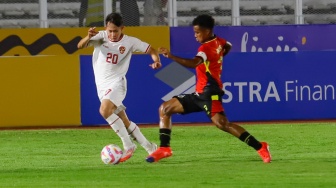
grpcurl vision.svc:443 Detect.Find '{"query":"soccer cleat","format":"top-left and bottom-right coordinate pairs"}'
top-left (146, 147), bottom-right (172, 163)
top-left (146, 143), bottom-right (158, 155)
top-left (119, 144), bottom-right (137, 163)
top-left (257, 142), bottom-right (271, 163)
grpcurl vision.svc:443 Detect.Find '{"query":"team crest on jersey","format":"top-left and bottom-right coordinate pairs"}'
top-left (119, 46), bottom-right (126, 54)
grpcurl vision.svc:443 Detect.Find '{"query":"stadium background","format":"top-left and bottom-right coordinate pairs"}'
top-left (0, 0), bottom-right (336, 127)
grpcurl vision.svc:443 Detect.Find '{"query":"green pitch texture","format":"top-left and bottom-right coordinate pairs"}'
top-left (1, 123), bottom-right (336, 187)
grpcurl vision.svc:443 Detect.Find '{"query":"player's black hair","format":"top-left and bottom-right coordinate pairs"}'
top-left (105, 13), bottom-right (123, 27)
top-left (192, 14), bottom-right (215, 30)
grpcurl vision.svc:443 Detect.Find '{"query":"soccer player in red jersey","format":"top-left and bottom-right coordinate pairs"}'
top-left (146, 14), bottom-right (271, 163)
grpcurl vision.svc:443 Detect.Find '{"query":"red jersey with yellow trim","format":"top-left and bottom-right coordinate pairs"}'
top-left (195, 36), bottom-right (226, 94)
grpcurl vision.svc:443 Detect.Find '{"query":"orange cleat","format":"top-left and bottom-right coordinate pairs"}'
top-left (257, 142), bottom-right (271, 163)
top-left (146, 147), bottom-right (173, 163)
top-left (119, 144), bottom-right (136, 163)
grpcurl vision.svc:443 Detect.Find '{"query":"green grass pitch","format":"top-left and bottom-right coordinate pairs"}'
top-left (0, 123), bottom-right (336, 187)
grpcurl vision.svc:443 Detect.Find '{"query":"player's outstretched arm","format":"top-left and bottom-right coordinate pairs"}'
top-left (77, 27), bottom-right (99, 49)
top-left (147, 46), bottom-right (162, 70)
top-left (158, 47), bottom-right (202, 68)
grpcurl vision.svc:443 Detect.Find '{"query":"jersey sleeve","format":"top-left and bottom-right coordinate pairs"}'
top-left (87, 31), bottom-right (104, 47)
top-left (130, 37), bottom-right (150, 53)
top-left (196, 45), bottom-right (207, 62)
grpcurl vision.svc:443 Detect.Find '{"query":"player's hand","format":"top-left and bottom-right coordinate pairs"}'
top-left (158, 47), bottom-right (170, 58)
top-left (149, 61), bottom-right (162, 70)
top-left (88, 27), bottom-right (98, 38)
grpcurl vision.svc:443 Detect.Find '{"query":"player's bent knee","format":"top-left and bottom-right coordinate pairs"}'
top-left (99, 106), bottom-right (114, 119)
top-left (159, 102), bottom-right (172, 116)
top-left (99, 103), bottom-right (121, 119)
top-left (99, 109), bottom-right (111, 119)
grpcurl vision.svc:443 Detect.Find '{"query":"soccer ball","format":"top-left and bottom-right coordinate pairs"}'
top-left (101, 144), bottom-right (123, 165)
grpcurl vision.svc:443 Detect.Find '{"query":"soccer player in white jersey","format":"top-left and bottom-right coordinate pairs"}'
top-left (77, 13), bottom-right (161, 162)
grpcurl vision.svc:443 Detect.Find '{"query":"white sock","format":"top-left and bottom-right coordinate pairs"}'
top-left (106, 114), bottom-right (133, 149)
top-left (127, 122), bottom-right (152, 150)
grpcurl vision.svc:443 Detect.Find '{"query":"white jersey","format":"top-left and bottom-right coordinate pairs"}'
top-left (88, 31), bottom-right (150, 89)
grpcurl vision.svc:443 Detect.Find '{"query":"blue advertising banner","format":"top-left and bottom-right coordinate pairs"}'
top-left (223, 51), bottom-right (336, 121)
top-left (171, 24), bottom-right (336, 54)
top-left (80, 51), bottom-right (336, 125)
